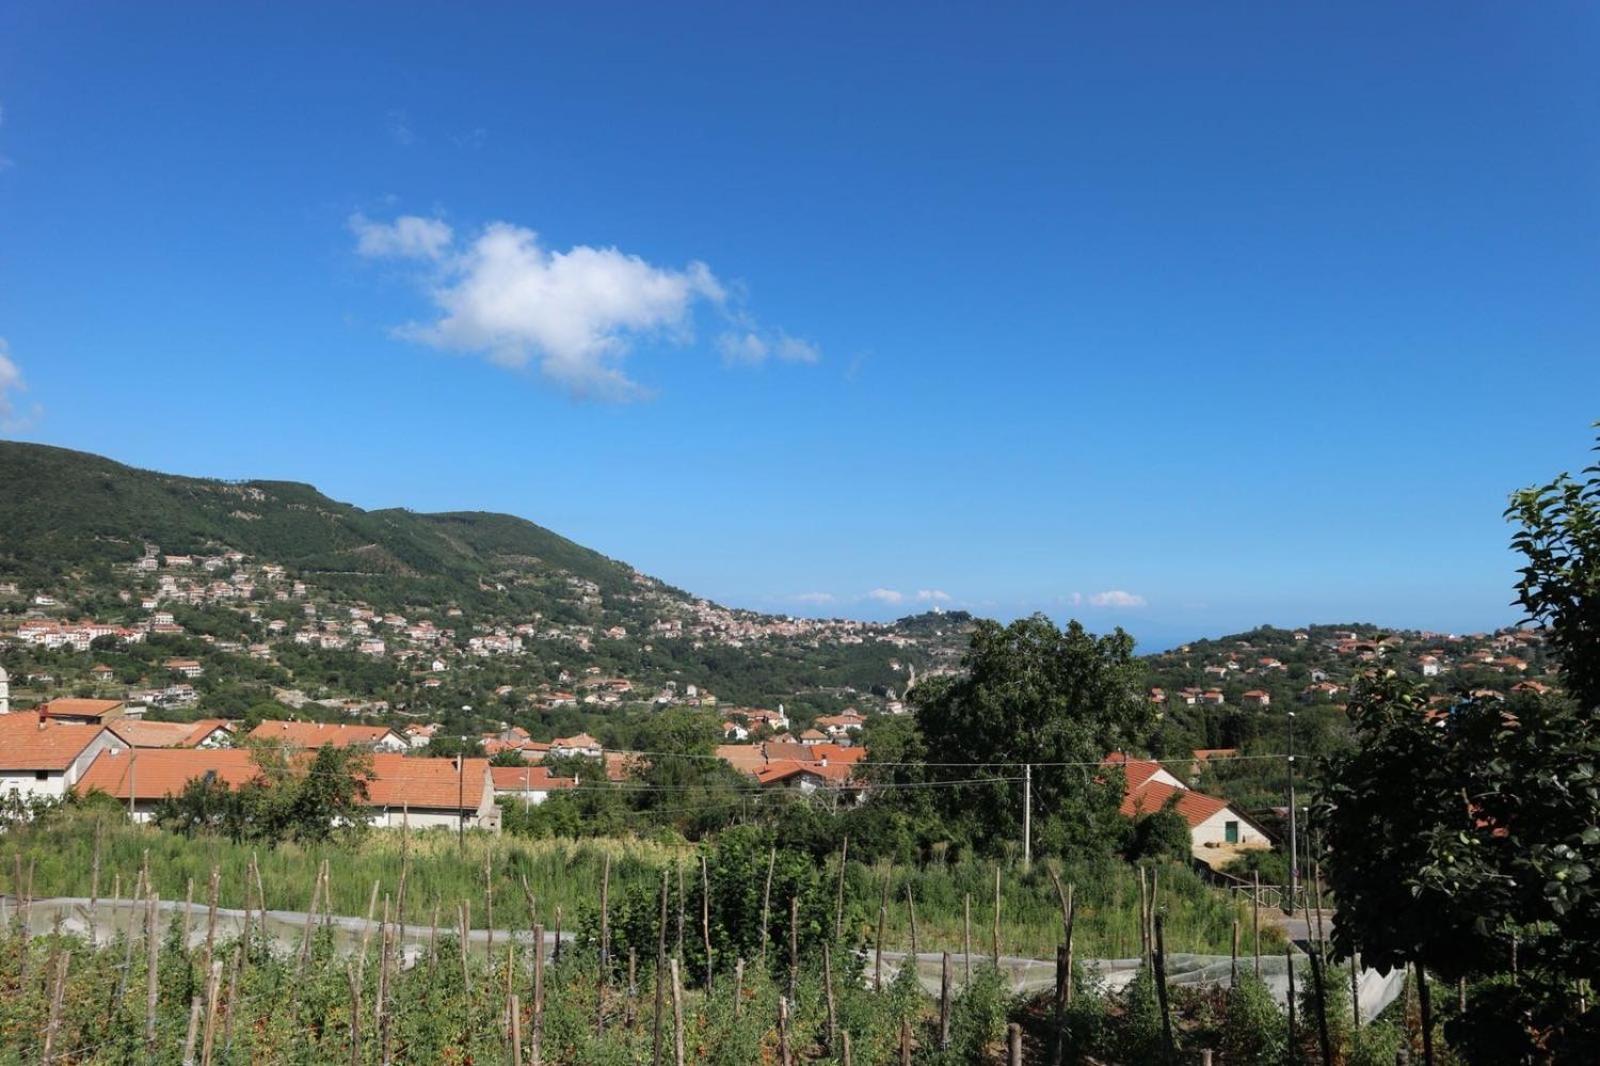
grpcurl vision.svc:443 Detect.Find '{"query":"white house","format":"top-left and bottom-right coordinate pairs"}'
top-left (549, 733), bottom-right (602, 759)
top-left (1107, 753), bottom-right (1271, 867)
top-left (0, 717), bottom-right (123, 803)
top-left (489, 765), bottom-right (576, 806)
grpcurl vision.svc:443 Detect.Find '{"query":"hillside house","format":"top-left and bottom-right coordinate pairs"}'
top-left (489, 765), bottom-right (577, 806)
top-left (248, 720), bottom-right (409, 752)
top-left (0, 716), bottom-right (123, 803)
top-left (1104, 753), bottom-right (1271, 868)
top-left (37, 698), bottom-right (134, 725)
top-left (549, 733), bottom-right (602, 759)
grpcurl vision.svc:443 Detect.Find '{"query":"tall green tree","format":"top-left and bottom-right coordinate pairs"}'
top-left (905, 614), bottom-right (1151, 858)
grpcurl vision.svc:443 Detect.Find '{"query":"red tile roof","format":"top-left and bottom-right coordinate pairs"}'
top-left (489, 766), bottom-right (576, 792)
top-left (1119, 779), bottom-right (1231, 828)
top-left (0, 718), bottom-right (109, 771)
top-left (110, 719), bottom-right (235, 749)
top-left (39, 698), bottom-right (125, 721)
top-left (363, 754), bottom-right (489, 811)
top-left (248, 721), bottom-right (398, 747)
top-left (1102, 752), bottom-right (1167, 791)
top-left (76, 748), bottom-right (263, 799)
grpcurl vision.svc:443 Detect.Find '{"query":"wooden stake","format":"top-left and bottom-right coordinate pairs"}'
top-left (182, 994), bottom-right (203, 1066)
top-left (1007, 1022), bottom-right (1022, 1066)
top-left (834, 835), bottom-right (849, 941)
top-left (222, 948), bottom-right (242, 1060)
top-left (1064, 884), bottom-right (1077, 1007)
top-left (758, 846), bottom-right (776, 966)
top-left (485, 848), bottom-right (495, 958)
top-left (1285, 943), bottom-right (1297, 1058)
top-left (1230, 919), bottom-right (1239, 985)
top-left (788, 895), bottom-right (800, 1000)
top-left (1351, 950), bottom-right (1362, 1032)
top-left (899, 1016), bottom-right (912, 1065)
top-left (146, 890), bottom-right (161, 1051)
top-left (532, 922), bottom-right (545, 1066)
top-left (824, 944), bottom-right (839, 1051)
top-left (459, 901), bottom-right (472, 996)
top-left (1154, 915), bottom-right (1175, 1063)
top-left (653, 872), bottom-right (668, 1066)
top-left (939, 950), bottom-right (952, 1050)
top-left (1310, 943), bottom-right (1334, 1066)
top-left (699, 853), bottom-right (713, 991)
top-left (510, 993), bottom-right (523, 1066)
top-left (992, 865), bottom-right (1002, 971)
top-left (674, 863), bottom-right (685, 963)
top-left (1252, 872), bottom-right (1262, 978)
top-left (963, 893), bottom-right (973, 984)
top-left (733, 957), bottom-right (745, 1018)
top-left (627, 947), bottom-right (639, 1030)
top-left (41, 950), bottom-right (69, 1066)
top-left (905, 884), bottom-right (919, 963)
top-left (842, 1029), bottom-right (853, 1066)
top-left (199, 958), bottom-right (222, 1066)
top-left (778, 992), bottom-right (794, 1066)
top-left (1417, 960), bottom-right (1436, 1066)
top-left (670, 957), bottom-right (686, 1066)
top-left (875, 873), bottom-right (888, 992)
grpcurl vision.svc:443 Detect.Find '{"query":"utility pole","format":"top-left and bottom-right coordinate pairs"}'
top-left (1022, 764), bottom-right (1032, 870)
top-left (1286, 711), bottom-right (1298, 914)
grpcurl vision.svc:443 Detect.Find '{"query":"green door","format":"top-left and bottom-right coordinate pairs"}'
top-left (1224, 820), bottom-right (1239, 844)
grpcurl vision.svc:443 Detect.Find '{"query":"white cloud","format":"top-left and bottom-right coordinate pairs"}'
top-left (793, 592), bottom-right (836, 605)
top-left (350, 214), bottom-right (454, 261)
top-left (0, 339), bottom-right (38, 430)
top-left (916, 589), bottom-right (951, 603)
top-left (354, 213), bottom-right (816, 399)
top-left (867, 588), bottom-right (905, 605)
top-left (717, 330), bottom-right (820, 367)
top-left (1088, 590), bottom-right (1147, 608)
top-left (386, 109), bottom-right (416, 147)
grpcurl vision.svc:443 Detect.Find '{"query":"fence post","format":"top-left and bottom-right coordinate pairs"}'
top-left (1007, 1022), bottom-right (1022, 1066)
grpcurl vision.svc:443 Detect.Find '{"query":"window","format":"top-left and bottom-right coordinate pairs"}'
top-left (1224, 820), bottom-right (1239, 844)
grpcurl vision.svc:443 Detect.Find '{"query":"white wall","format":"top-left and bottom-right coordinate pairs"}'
top-left (1192, 807), bottom-right (1270, 849)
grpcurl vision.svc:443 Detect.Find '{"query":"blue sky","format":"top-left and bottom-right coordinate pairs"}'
top-left (3, 3), bottom-right (1598, 649)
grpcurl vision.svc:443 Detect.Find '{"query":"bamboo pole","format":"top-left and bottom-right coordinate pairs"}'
top-left (824, 944), bottom-right (839, 1051)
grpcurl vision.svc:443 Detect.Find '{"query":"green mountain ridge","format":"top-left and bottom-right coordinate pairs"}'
top-left (0, 441), bottom-right (657, 617)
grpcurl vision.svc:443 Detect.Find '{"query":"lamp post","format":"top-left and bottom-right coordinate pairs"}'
top-left (1286, 710), bottom-right (1298, 914)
